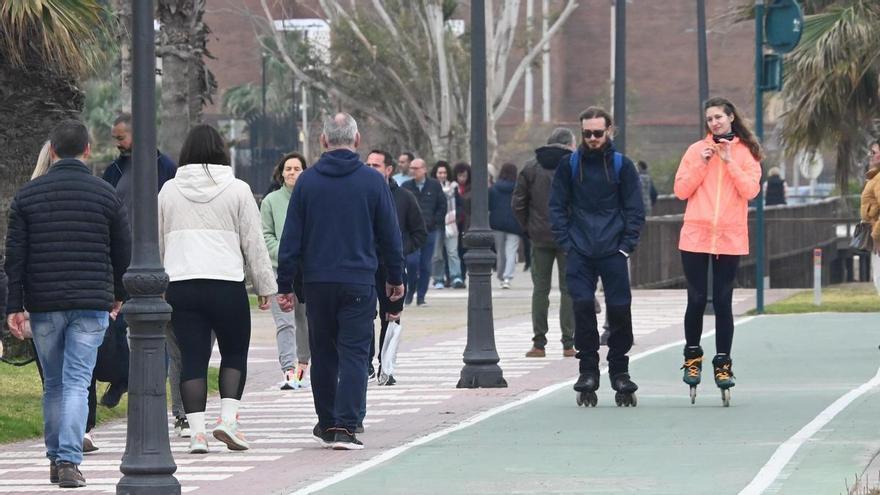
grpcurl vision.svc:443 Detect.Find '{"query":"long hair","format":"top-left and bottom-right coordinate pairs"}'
top-left (431, 160), bottom-right (451, 181)
top-left (452, 162), bottom-right (472, 189)
top-left (703, 97), bottom-right (763, 161)
top-left (271, 151), bottom-right (308, 186)
top-left (179, 124), bottom-right (230, 167)
top-left (31, 141), bottom-right (52, 179)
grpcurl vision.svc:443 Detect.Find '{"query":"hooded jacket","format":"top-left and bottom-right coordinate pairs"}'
top-left (276, 149), bottom-right (404, 291)
top-left (489, 179), bottom-right (523, 236)
top-left (389, 178), bottom-right (427, 256)
top-left (513, 144), bottom-right (571, 246)
top-left (860, 167), bottom-right (880, 246)
top-left (5, 159), bottom-right (131, 313)
top-left (674, 135), bottom-right (762, 255)
top-left (549, 142), bottom-right (645, 258)
top-left (158, 164), bottom-right (277, 296)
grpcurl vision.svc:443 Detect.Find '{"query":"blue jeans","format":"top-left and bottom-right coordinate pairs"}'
top-left (30, 310), bottom-right (109, 465)
top-left (406, 229), bottom-right (439, 302)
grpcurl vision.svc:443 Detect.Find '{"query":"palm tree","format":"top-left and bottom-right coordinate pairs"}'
top-left (0, 0), bottom-right (107, 250)
top-left (778, 1), bottom-right (880, 195)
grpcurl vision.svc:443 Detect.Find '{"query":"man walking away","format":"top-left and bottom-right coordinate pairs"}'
top-left (365, 150), bottom-right (427, 385)
top-left (5, 120), bottom-right (131, 487)
top-left (276, 113), bottom-right (404, 450)
top-left (513, 128), bottom-right (577, 358)
top-left (549, 107), bottom-right (645, 407)
top-left (402, 158), bottom-right (446, 306)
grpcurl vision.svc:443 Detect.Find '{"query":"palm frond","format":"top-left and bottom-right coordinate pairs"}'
top-left (0, 0), bottom-right (107, 76)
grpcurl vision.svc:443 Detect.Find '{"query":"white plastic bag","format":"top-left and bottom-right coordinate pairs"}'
top-left (872, 252), bottom-right (880, 295)
top-left (378, 321), bottom-right (402, 384)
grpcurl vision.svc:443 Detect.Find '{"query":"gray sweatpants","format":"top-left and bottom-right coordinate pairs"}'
top-left (271, 297), bottom-right (310, 371)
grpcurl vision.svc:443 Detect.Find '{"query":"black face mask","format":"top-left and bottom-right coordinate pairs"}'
top-left (712, 131), bottom-right (736, 143)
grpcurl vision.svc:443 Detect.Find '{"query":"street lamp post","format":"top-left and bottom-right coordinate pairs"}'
top-left (697, 0), bottom-right (715, 315)
top-left (116, 1), bottom-right (180, 493)
top-left (458, 0), bottom-right (506, 389)
top-left (613, 0), bottom-right (626, 153)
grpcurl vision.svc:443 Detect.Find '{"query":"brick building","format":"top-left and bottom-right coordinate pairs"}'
top-left (204, 0), bottom-right (760, 183)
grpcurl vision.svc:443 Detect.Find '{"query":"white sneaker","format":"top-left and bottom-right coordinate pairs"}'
top-left (174, 417), bottom-right (191, 438)
top-left (213, 420), bottom-right (250, 451)
top-left (433, 281), bottom-right (445, 290)
top-left (189, 432), bottom-right (209, 454)
top-left (82, 433), bottom-right (99, 454)
top-left (280, 369), bottom-right (299, 390)
top-left (294, 363), bottom-right (311, 389)
top-left (501, 280), bottom-right (511, 289)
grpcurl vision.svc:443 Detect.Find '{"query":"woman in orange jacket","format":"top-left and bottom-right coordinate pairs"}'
top-left (674, 97), bottom-right (762, 405)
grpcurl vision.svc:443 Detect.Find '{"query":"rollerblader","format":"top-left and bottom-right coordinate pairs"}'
top-left (674, 97), bottom-right (762, 407)
top-left (549, 107), bottom-right (645, 408)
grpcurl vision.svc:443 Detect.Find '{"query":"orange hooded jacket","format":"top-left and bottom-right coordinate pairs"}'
top-left (674, 135), bottom-right (762, 255)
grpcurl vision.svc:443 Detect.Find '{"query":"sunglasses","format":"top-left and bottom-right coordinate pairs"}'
top-left (582, 129), bottom-right (606, 139)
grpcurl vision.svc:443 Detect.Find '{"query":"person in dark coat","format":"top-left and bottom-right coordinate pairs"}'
top-left (276, 113), bottom-right (404, 450)
top-left (764, 166), bottom-right (787, 206)
top-left (97, 113), bottom-right (178, 412)
top-left (489, 163), bottom-right (523, 288)
top-left (549, 106), bottom-right (645, 402)
top-left (5, 120), bottom-right (131, 487)
top-left (401, 158), bottom-right (447, 306)
top-left (513, 128), bottom-right (577, 357)
top-left (365, 149), bottom-right (427, 385)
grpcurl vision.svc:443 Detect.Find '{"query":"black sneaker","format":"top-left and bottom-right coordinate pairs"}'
top-left (368, 364), bottom-right (375, 379)
top-left (174, 417), bottom-right (191, 438)
top-left (100, 383), bottom-right (127, 408)
top-left (49, 461), bottom-right (58, 484)
top-left (56, 461), bottom-right (86, 488)
top-left (384, 375), bottom-right (396, 386)
top-left (416, 299), bottom-right (427, 306)
top-left (312, 423), bottom-right (334, 448)
top-left (330, 428), bottom-right (364, 450)
top-left (355, 423), bottom-right (365, 434)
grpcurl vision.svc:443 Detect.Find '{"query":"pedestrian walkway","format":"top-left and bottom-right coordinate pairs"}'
top-left (0, 288), bottom-right (804, 494)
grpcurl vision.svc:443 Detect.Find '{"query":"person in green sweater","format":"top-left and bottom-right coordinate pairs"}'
top-left (261, 151), bottom-right (311, 390)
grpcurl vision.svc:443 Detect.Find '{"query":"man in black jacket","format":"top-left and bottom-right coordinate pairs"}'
top-left (401, 158), bottom-right (446, 306)
top-left (513, 128), bottom-right (577, 358)
top-left (5, 120), bottom-right (131, 487)
top-left (365, 150), bottom-right (427, 386)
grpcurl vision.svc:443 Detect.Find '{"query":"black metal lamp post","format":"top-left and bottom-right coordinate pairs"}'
top-left (116, 0), bottom-right (180, 493)
top-left (458, 0), bottom-right (507, 389)
top-left (613, 0), bottom-right (626, 153)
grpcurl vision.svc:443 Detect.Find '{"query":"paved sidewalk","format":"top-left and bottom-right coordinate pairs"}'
top-left (0, 279), bottom-right (793, 494)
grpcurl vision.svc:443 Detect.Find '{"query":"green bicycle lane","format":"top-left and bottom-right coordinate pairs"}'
top-left (314, 313), bottom-right (880, 495)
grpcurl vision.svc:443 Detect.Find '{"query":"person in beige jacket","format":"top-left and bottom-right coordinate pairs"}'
top-left (861, 140), bottom-right (880, 294)
top-left (158, 124), bottom-right (276, 454)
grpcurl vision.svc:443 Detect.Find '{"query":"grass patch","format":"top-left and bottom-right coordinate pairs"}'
top-left (754, 285), bottom-right (880, 315)
top-left (0, 363), bottom-right (220, 445)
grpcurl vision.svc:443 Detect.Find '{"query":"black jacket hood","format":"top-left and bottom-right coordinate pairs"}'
top-left (535, 144), bottom-right (572, 170)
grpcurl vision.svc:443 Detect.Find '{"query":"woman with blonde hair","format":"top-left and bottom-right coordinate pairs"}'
top-left (861, 140), bottom-right (880, 294)
top-left (31, 141), bottom-right (52, 179)
top-left (674, 97), bottom-right (762, 406)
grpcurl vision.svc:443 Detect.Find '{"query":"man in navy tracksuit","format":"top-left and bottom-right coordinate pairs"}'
top-left (549, 106), bottom-right (645, 405)
top-left (276, 113), bottom-right (404, 449)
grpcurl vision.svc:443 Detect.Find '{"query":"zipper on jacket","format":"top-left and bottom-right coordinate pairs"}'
top-left (710, 158), bottom-right (724, 254)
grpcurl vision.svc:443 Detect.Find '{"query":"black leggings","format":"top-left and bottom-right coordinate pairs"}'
top-left (166, 279), bottom-right (251, 414)
top-left (680, 251), bottom-right (740, 355)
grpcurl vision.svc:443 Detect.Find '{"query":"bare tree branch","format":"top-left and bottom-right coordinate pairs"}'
top-left (493, 0), bottom-right (578, 119)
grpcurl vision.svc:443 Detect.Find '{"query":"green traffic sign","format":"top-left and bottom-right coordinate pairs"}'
top-left (765, 0), bottom-right (804, 53)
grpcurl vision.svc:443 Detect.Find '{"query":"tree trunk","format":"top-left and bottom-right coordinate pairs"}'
top-left (158, 0), bottom-right (194, 159)
top-left (112, 0), bottom-right (133, 112)
top-left (0, 59), bottom-right (84, 255)
top-left (187, 0), bottom-right (214, 124)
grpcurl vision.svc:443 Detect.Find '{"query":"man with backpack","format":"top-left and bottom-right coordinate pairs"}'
top-left (549, 106), bottom-right (645, 406)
